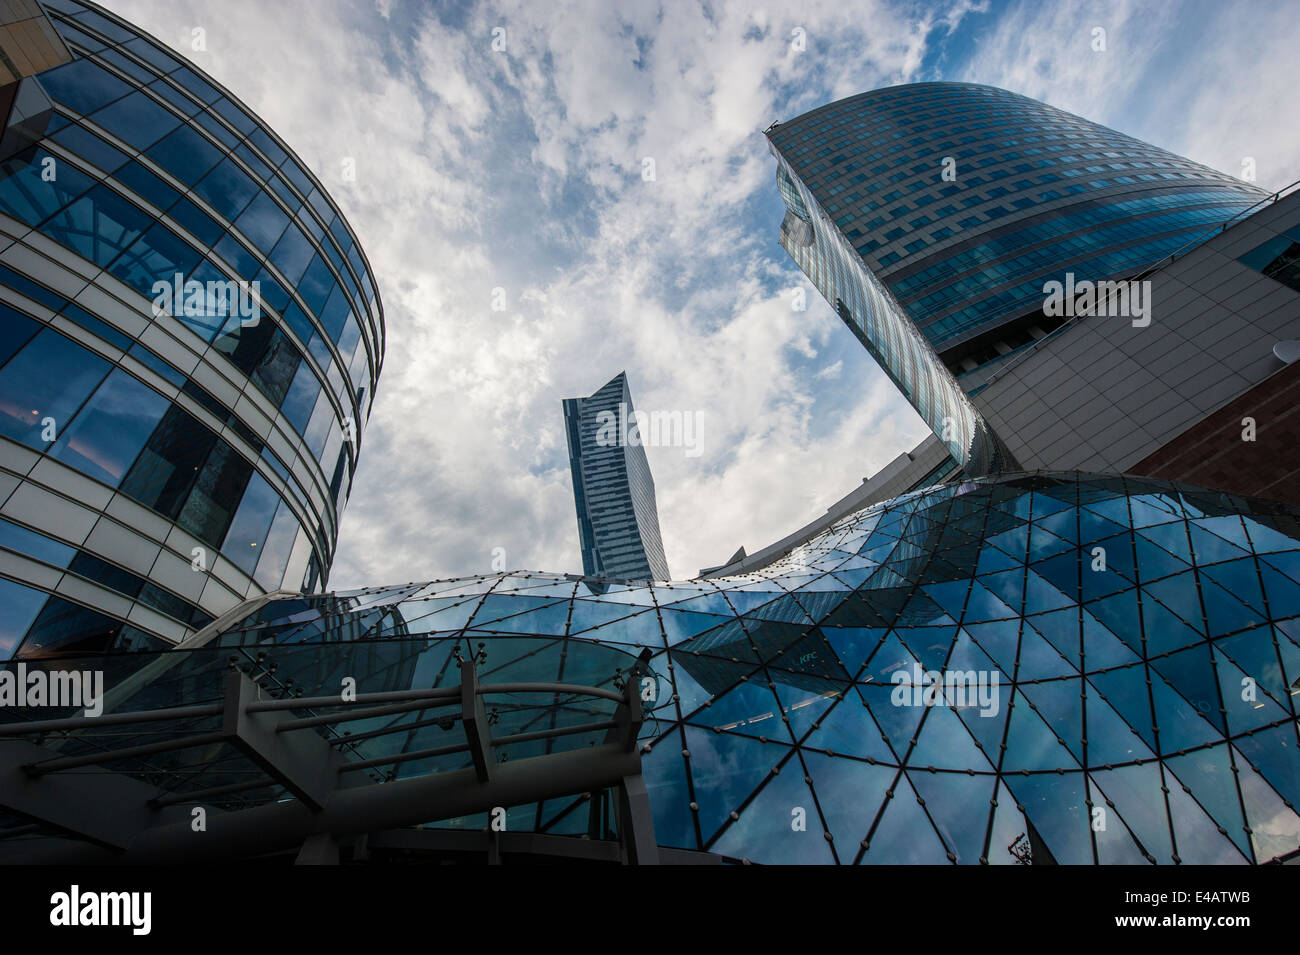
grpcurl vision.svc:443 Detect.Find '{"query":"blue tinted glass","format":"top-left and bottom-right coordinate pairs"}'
top-left (193, 157), bottom-right (259, 222)
top-left (49, 123), bottom-right (129, 174)
top-left (247, 127), bottom-right (287, 167)
top-left (0, 518), bottom-right (75, 567)
top-left (51, 369), bottom-right (170, 486)
top-left (0, 265), bottom-right (64, 310)
top-left (0, 577), bottom-right (50, 656)
top-left (234, 142), bottom-right (271, 182)
top-left (171, 67), bottom-right (220, 104)
top-left (96, 48), bottom-right (153, 84)
top-left (109, 222), bottom-right (203, 300)
top-left (297, 254), bottom-right (333, 317)
top-left (146, 124), bottom-right (224, 186)
top-left (167, 196), bottom-right (223, 246)
top-left (0, 148), bottom-right (95, 227)
top-left (50, 22), bottom-right (106, 54)
top-left (254, 500), bottom-right (300, 590)
top-left (211, 97), bottom-right (256, 134)
top-left (123, 36), bottom-right (180, 73)
top-left (113, 160), bottom-right (181, 211)
top-left (127, 342), bottom-right (186, 386)
top-left (213, 233), bottom-right (259, 282)
top-left (146, 77), bottom-right (202, 116)
top-left (223, 469), bottom-right (281, 573)
top-left (42, 183), bottom-right (151, 265)
top-left (252, 268), bottom-right (289, 313)
top-left (318, 283), bottom-right (349, 341)
top-left (37, 59), bottom-right (131, 114)
top-left (281, 159), bottom-right (313, 198)
top-left (280, 299), bottom-right (315, 348)
top-left (0, 329), bottom-right (110, 448)
top-left (280, 360), bottom-right (320, 433)
top-left (61, 302), bottom-right (133, 350)
top-left (337, 313), bottom-right (360, 362)
top-left (90, 90), bottom-right (181, 150)
top-left (119, 404), bottom-right (216, 518)
top-left (0, 303), bottom-right (42, 366)
top-left (177, 438), bottom-right (253, 547)
top-left (235, 190), bottom-right (289, 250)
top-left (193, 109), bottom-right (240, 149)
top-left (268, 223), bottom-right (314, 284)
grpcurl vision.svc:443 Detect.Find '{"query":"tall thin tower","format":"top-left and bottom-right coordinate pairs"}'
top-left (562, 372), bottom-right (669, 581)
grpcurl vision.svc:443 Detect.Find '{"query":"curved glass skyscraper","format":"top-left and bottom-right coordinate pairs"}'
top-left (0, 0), bottom-right (383, 657)
top-left (766, 82), bottom-right (1267, 387)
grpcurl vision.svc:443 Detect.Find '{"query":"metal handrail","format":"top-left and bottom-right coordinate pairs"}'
top-left (0, 678), bottom-right (629, 737)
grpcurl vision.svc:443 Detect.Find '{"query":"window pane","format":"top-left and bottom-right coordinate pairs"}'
top-left (280, 361), bottom-right (320, 433)
top-left (0, 329), bottom-right (110, 449)
top-left (178, 439), bottom-right (253, 547)
top-left (0, 148), bottom-right (96, 227)
top-left (37, 59), bottom-right (131, 115)
top-left (147, 124), bottom-right (223, 187)
top-left (223, 469), bottom-right (280, 574)
top-left (51, 369), bottom-right (170, 486)
top-left (193, 157), bottom-right (259, 222)
top-left (254, 499), bottom-right (300, 590)
top-left (20, 595), bottom-right (123, 655)
top-left (235, 190), bottom-right (289, 250)
top-left (268, 222), bottom-right (313, 284)
top-left (0, 578), bottom-right (51, 656)
top-left (119, 404), bottom-right (217, 517)
top-left (90, 90), bottom-right (181, 151)
top-left (0, 303), bottom-right (41, 367)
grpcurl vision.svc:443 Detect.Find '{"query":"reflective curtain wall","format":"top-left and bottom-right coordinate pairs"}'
top-left (0, 0), bottom-right (384, 656)
top-left (17, 472), bottom-right (1300, 865)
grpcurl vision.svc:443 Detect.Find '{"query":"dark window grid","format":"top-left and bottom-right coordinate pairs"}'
top-left (0, 298), bottom-right (333, 563)
top-left (914, 225), bottom-right (1222, 341)
top-left (31, 133), bottom-right (371, 434)
top-left (900, 203), bottom-right (1249, 312)
top-left (890, 190), bottom-right (1257, 299)
top-left (59, 51), bottom-right (377, 336)
top-left (904, 204), bottom-right (1249, 325)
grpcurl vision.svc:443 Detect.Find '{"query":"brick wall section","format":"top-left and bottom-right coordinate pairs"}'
top-left (1129, 359), bottom-right (1300, 506)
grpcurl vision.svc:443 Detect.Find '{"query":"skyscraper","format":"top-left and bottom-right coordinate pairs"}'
top-left (563, 371), bottom-right (670, 580)
top-left (0, 0), bottom-right (384, 657)
top-left (766, 82), bottom-right (1266, 391)
top-left (764, 82), bottom-right (1299, 507)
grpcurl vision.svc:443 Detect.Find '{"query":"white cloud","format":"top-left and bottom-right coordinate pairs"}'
top-left (97, 0), bottom-right (1296, 592)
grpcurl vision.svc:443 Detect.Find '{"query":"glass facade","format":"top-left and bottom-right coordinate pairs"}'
top-left (769, 147), bottom-right (1011, 476)
top-left (767, 82), bottom-right (1266, 383)
top-left (0, 0), bottom-right (384, 656)
top-left (16, 472), bottom-right (1300, 864)
top-left (563, 372), bottom-right (670, 580)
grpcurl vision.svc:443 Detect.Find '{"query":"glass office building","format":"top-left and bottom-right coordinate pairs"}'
top-left (563, 372), bottom-right (670, 581)
top-left (766, 82), bottom-right (1267, 386)
top-left (0, 0), bottom-right (384, 657)
top-left (6, 471), bottom-right (1300, 865)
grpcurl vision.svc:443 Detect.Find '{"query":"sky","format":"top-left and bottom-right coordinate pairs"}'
top-left (101, 0), bottom-right (1300, 588)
